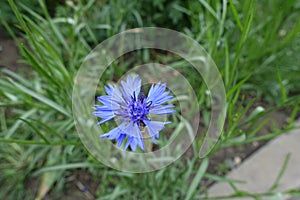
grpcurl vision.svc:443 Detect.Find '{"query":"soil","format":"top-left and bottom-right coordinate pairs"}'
top-left (0, 38), bottom-right (24, 71)
top-left (44, 170), bottom-right (99, 200)
top-left (0, 35), bottom-right (293, 199)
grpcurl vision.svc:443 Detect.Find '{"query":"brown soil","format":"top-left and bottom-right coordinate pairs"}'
top-left (44, 170), bottom-right (99, 200)
top-left (0, 36), bottom-right (27, 71)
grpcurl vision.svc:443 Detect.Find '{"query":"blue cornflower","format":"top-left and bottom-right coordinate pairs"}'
top-left (93, 75), bottom-right (175, 151)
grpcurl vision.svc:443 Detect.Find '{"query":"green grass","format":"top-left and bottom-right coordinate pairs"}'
top-left (1, 0), bottom-right (300, 199)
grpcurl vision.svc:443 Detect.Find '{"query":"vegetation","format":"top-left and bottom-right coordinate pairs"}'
top-left (0, 0), bottom-right (300, 199)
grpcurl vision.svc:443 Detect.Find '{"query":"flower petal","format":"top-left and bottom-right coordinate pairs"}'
top-left (123, 122), bottom-right (145, 151)
top-left (93, 106), bottom-right (115, 125)
top-left (95, 75), bottom-right (175, 151)
top-left (100, 122), bottom-right (145, 151)
top-left (120, 75), bottom-right (142, 101)
top-left (108, 84), bottom-right (125, 104)
top-left (149, 104), bottom-right (175, 115)
top-left (124, 136), bottom-right (136, 151)
top-left (143, 120), bottom-right (169, 143)
top-left (97, 85), bottom-right (125, 108)
top-left (100, 125), bottom-right (122, 140)
top-left (116, 133), bottom-right (126, 147)
top-left (94, 83), bottom-right (126, 124)
top-left (147, 82), bottom-right (173, 106)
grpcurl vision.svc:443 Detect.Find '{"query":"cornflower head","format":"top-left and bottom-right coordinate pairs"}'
top-left (93, 75), bottom-right (175, 151)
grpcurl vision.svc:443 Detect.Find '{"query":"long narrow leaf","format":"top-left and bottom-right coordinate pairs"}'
top-left (19, 118), bottom-right (50, 144)
top-left (8, 78), bottom-right (71, 117)
top-left (184, 158), bottom-right (209, 200)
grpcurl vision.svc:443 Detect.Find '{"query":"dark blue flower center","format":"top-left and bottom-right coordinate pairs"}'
top-left (128, 92), bottom-right (151, 125)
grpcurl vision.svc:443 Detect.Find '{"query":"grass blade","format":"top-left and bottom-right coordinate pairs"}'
top-left (19, 118), bottom-right (50, 144)
top-left (276, 68), bottom-right (287, 104)
top-left (269, 153), bottom-right (291, 192)
top-left (5, 109), bottom-right (37, 138)
top-left (229, 0), bottom-right (243, 31)
top-left (184, 158), bottom-right (209, 200)
top-left (198, 0), bottom-right (219, 21)
top-left (0, 138), bottom-right (80, 146)
top-left (33, 162), bottom-right (100, 176)
top-left (8, 78), bottom-right (71, 117)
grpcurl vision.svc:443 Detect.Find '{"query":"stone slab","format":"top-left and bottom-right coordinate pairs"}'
top-left (207, 120), bottom-right (300, 200)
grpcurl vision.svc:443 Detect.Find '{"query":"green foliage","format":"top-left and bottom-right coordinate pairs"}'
top-left (0, 0), bottom-right (300, 199)
top-left (0, 0), bottom-right (43, 37)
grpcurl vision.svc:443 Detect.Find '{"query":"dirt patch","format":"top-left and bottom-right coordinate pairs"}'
top-left (0, 38), bottom-right (25, 71)
top-left (43, 170), bottom-right (99, 200)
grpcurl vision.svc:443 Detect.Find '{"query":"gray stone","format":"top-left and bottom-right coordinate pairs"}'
top-left (207, 120), bottom-right (300, 200)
